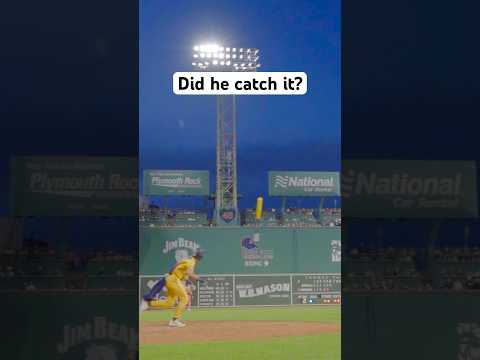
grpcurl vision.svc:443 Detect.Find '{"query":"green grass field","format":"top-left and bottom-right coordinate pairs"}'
top-left (140, 306), bottom-right (341, 360)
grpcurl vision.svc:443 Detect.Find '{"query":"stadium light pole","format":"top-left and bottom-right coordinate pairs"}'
top-left (192, 44), bottom-right (260, 225)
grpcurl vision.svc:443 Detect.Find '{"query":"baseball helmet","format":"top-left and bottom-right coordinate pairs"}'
top-left (193, 249), bottom-right (205, 260)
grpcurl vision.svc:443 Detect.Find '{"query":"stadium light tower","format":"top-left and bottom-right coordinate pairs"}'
top-left (192, 43), bottom-right (260, 225)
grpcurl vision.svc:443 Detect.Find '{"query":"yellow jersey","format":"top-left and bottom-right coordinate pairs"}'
top-left (170, 257), bottom-right (197, 280)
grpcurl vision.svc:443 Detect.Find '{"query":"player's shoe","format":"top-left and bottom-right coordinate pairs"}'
top-left (168, 319), bottom-right (186, 327)
top-left (139, 299), bottom-right (149, 312)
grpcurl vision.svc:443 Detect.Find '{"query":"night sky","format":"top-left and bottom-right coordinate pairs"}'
top-left (140, 0), bottom-right (340, 208)
top-left (1, 1), bottom-right (479, 246)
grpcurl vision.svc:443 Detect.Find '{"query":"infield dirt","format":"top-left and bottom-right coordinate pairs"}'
top-left (140, 320), bottom-right (340, 344)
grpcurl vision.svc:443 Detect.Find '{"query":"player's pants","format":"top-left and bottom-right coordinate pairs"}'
top-left (143, 277), bottom-right (166, 301)
top-left (148, 275), bottom-right (188, 319)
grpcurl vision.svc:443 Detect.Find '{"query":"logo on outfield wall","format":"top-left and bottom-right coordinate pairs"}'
top-left (143, 170), bottom-right (209, 196)
top-left (330, 240), bottom-right (341, 262)
top-left (56, 317), bottom-right (137, 359)
top-left (457, 322), bottom-right (480, 360)
top-left (342, 169), bottom-right (464, 199)
top-left (269, 171), bottom-right (340, 197)
top-left (274, 175), bottom-right (334, 189)
top-left (220, 208), bottom-right (236, 223)
top-left (274, 176), bottom-right (289, 188)
top-left (162, 237), bottom-right (200, 262)
top-left (237, 282), bottom-right (290, 298)
top-left (240, 233), bottom-right (274, 267)
top-left (151, 175), bottom-right (202, 188)
top-left (342, 160), bottom-right (478, 217)
top-left (10, 157), bottom-right (138, 216)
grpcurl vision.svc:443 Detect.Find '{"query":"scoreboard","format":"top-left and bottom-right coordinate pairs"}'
top-left (196, 276), bottom-right (234, 307)
top-left (140, 274), bottom-right (340, 307)
top-left (292, 274), bottom-right (341, 305)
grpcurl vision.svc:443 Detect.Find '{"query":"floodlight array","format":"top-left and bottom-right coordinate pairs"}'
top-left (192, 44), bottom-right (260, 71)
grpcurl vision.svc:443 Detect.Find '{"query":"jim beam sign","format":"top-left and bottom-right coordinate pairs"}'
top-left (162, 237), bottom-right (200, 262)
top-left (56, 316), bottom-right (137, 360)
top-left (342, 160), bottom-right (478, 218)
top-left (10, 157), bottom-right (137, 216)
top-left (269, 171), bottom-right (340, 197)
top-left (143, 170), bottom-right (209, 196)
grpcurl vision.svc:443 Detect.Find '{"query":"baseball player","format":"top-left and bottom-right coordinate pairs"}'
top-left (141, 275), bottom-right (168, 305)
top-left (140, 249), bottom-right (204, 327)
top-left (184, 279), bottom-right (194, 311)
top-left (171, 279), bottom-right (194, 311)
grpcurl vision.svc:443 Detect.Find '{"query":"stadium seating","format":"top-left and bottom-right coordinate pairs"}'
top-left (342, 245), bottom-right (480, 292)
top-left (343, 247), bottom-right (426, 291)
top-left (243, 208), bottom-right (279, 227)
top-left (242, 207), bottom-right (341, 227)
top-left (173, 210), bottom-right (208, 227)
top-left (318, 208), bottom-right (341, 227)
top-left (139, 207), bottom-right (171, 226)
top-left (430, 247), bottom-right (480, 289)
top-left (139, 196), bottom-right (341, 227)
top-left (0, 249), bottom-right (136, 290)
top-left (140, 207), bottom-right (209, 227)
top-left (281, 208), bottom-right (318, 227)
top-left (86, 276), bottom-right (137, 290)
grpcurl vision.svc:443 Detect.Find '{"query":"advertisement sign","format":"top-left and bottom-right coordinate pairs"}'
top-left (342, 160), bottom-right (478, 218)
top-left (268, 171), bottom-right (340, 197)
top-left (234, 275), bottom-right (291, 306)
top-left (10, 157), bottom-right (137, 216)
top-left (240, 232), bottom-right (275, 268)
top-left (143, 170), bottom-right (209, 196)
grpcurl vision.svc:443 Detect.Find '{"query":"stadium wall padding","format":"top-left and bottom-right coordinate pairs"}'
top-left (139, 226), bottom-right (341, 275)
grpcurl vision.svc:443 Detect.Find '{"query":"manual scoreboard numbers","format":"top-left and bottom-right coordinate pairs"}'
top-left (197, 276), bottom-right (234, 307)
top-left (293, 274), bottom-right (341, 292)
top-left (294, 293), bottom-right (341, 305)
top-left (292, 274), bottom-right (341, 304)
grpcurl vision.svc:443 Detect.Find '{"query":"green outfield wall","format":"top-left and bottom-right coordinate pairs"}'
top-left (139, 227), bottom-right (341, 275)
